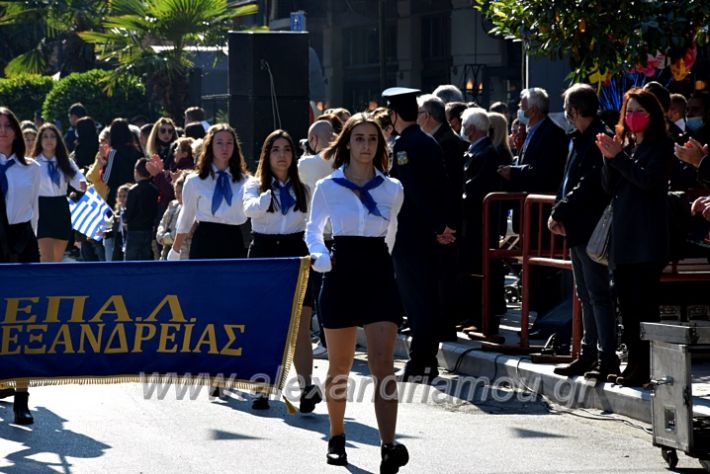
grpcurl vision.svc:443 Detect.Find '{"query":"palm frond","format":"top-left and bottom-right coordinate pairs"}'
top-left (4, 49), bottom-right (46, 76)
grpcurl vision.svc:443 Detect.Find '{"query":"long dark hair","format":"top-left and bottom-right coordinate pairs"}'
top-left (0, 107), bottom-right (27, 165)
top-left (33, 123), bottom-right (76, 178)
top-left (196, 123), bottom-right (248, 182)
top-left (109, 118), bottom-right (134, 150)
top-left (615, 88), bottom-right (668, 145)
top-left (256, 129), bottom-right (308, 213)
top-left (73, 116), bottom-right (99, 168)
top-left (323, 113), bottom-right (389, 172)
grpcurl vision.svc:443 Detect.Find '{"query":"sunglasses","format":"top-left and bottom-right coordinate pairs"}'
top-left (160, 127), bottom-right (174, 134)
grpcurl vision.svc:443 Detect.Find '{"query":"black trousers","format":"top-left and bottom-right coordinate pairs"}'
top-left (612, 262), bottom-right (663, 372)
top-left (394, 247), bottom-right (439, 371)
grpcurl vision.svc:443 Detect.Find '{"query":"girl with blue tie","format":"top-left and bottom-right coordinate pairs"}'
top-left (305, 113), bottom-right (408, 472)
top-left (169, 124), bottom-right (249, 260)
top-left (243, 129), bottom-right (321, 413)
top-left (32, 123), bottom-right (87, 262)
top-left (0, 107), bottom-right (41, 424)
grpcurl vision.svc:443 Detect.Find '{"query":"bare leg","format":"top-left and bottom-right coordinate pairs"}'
top-left (38, 238), bottom-right (54, 262)
top-left (323, 327), bottom-right (357, 436)
top-left (293, 305), bottom-right (314, 388)
top-left (364, 321), bottom-right (398, 445)
top-left (52, 239), bottom-right (68, 262)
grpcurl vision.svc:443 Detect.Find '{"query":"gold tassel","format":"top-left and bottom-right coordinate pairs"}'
top-left (282, 395), bottom-right (297, 415)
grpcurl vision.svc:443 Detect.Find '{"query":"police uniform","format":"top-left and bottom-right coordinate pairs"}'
top-left (383, 87), bottom-right (450, 377)
top-left (243, 176), bottom-right (313, 306)
top-left (36, 153), bottom-right (86, 240)
top-left (175, 166), bottom-right (248, 259)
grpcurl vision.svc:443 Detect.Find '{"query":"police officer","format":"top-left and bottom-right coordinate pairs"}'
top-left (383, 87), bottom-right (455, 382)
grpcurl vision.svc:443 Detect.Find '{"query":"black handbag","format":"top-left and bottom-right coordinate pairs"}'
top-left (586, 204), bottom-right (612, 265)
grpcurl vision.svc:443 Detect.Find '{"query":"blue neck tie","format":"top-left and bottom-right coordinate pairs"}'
top-left (47, 160), bottom-right (61, 187)
top-left (276, 181), bottom-right (296, 215)
top-left (0, 159), bottom-right (16, 196)
top-left (211, 170), bottom-right (233, 215)
top-left (332, 175), bottom-right (385, 218)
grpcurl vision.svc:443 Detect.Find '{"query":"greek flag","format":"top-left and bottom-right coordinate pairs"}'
top-left (68, 186), bottom-right (111, 241)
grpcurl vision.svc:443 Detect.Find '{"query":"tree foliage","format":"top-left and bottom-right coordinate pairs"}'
top-left (474, 0), bottom-right (710, 83)
top-left (42, 69), bottom-right (146, 130)
top-left (0, 74), bottom-right (54, 121)
top-left (0, 0), bottom-right (107, 77)
top-left (78, 0), bottom-right (257, 120)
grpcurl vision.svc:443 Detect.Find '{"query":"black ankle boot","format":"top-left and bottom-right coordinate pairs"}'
top-left (327, 434), bottom-right (348, 466)
top-left (380, 442), bottom-right (409, 474)
top-left (0, 388), bottom-right (15, 399)
top-left (299, 384), bottom-right (322, 414)
top-left (251, 394), bottom-right (270, 410)
top-left (13, 392), bottom-right (33, 425)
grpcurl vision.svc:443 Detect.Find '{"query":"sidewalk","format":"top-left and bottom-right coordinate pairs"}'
top-left (356, 310), bottom-right (710, 424)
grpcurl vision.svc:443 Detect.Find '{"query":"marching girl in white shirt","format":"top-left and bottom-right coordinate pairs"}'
top-left (305, 113), bottom-right (408, 472)
top-left (243, 129), bottom-right (321, 413)
top-left (0, 106), bottom-right (41, 425)
top-left (31, 123), bottom-right (87, 262)
top-left (169, 124), bottom-right (249, 260)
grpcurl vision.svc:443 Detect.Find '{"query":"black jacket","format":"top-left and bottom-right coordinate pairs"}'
top-left (602, 137), bottom-right (673, 267)
top-left (105, 145), bottom-right (143, 208)
top-left (433, 123), bottom-right (468, 230)
top-left (125, 180), bottom-right (159, 232)
top-left (0, 188), bottom-right (10, 262)
top-left (551, 118), bottom-right (612, 248)
top-left (509, 116), bottom-right (568, 194)
top-left (390, 124), bottom-right (449, 253)
top-left (463, 136), bottom-right (502, 220)
top-left (698, 156), bottom-right (710, 187)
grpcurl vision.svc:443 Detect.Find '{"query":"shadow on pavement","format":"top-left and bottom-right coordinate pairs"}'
top-left (0, 402), bottom-right (110, 473)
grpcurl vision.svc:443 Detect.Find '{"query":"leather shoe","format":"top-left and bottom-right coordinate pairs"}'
top-left (13, 392), bottom-right (33, 425)
top-left (251, 394), bottom-right (270, 410)
top-left (327, 434), bottom-right (348, 466)
top-left (380, 442), bottom-right (409, 474)
top-left (299, 384), bottom-right (322, 414)
top-left (584, 358), bottom-right (621, 382)
top-left (0, 388), bottom-right (15, 399)
top-left (553, 357), bottom-right (596, 377)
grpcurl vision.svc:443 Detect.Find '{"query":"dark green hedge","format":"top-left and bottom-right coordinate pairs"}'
top-left (0, 74), bottom-right (54, 122)
top-left (42, 69), bottom-right (147, 130)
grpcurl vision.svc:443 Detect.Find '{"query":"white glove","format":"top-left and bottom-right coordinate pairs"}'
top-left (311, 252), bottom-right (332, 273)
top-left (167, 248), bottom-right (181, 261)
top-left (259, 189), bottom-right (273, 208)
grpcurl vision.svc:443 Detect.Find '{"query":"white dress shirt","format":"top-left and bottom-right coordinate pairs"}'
top-left (176, 166), bottom-right (248, 234)
top-left (0, 153), bottom-right (41, 232)
top-left (305, 166), bottom-right (404, 273)
top-left (298, 153), bottom-right (335, 237)
top-left (36, 154), bottom-right (86, 196)
top-left (243, 176), bottom-right (308, 234)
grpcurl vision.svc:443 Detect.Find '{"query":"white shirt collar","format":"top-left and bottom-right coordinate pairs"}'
top-left (0, 152), bottom-right (17, 164)
top-left (37, 153), bottom-right (56, 162)
top-left (334, 165), bottom-right (386, 180)
top-left (211, 163), bottom-right (232, 177)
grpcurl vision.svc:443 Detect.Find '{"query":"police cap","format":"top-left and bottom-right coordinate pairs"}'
top-left (382, 87), bottom-right (420, 120)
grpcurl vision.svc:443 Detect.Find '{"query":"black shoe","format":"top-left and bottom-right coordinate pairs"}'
top-left (616, 367), bottom-right (650, 388)
top-left (327, 434), bottom-right (348, 466)
top-left (210, 386), bottom-right (224, 398)
top-left (299, 385), bottom-right (322, 414)
top-left (0, 388), bottom-right (15, 399)
top-left (553, 357), bottom-right (596, 377)
top-left (251, 395), bottom-right (270, 410)
top-left (380, 442), bottom-right (409, 474)
top-left (584, 358), bottom-right (621, 382)
top-left (13, 392), bottom-right (33, 425)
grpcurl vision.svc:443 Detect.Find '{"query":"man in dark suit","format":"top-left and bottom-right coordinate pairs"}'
top-left (384, 87), bottom-right (455, 382)
top-left (498, 87), bottom-right (569, 318)
top-left (417, 94), bottom-right (468, 340)
top-left (459, 107), bottom-right (507, 333)
top-left (549, 84), bottom-right (617, 381)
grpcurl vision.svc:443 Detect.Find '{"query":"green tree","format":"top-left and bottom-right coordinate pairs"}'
top-left (0, 74), bottom-right (54, 121)
top-left (474, 0), bottom-right (710, 83)
top-left (0, 0), bottom-right (107, 77)
top-left (78, 0), bottom-right (257, 120)
top-left (42, 69), bottom-right (147, 130)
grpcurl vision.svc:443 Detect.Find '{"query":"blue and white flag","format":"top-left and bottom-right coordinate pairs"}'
top-left (68, 186), bottom-right (110, 241)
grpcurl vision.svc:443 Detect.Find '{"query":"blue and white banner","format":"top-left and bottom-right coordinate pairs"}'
top-left (68, 186), bottom-right (110, 241)
top-left (0, 258), bottom-right (309, 392)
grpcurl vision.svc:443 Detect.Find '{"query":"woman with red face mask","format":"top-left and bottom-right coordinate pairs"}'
top-left (594, 88), bottom-right (673, 387)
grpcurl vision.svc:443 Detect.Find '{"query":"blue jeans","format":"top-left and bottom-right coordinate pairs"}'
top-left (124, 230), bottom-right (154, 261)
top-left (570, 245), bottom-right (615, 362)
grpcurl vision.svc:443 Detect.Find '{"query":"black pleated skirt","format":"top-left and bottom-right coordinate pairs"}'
top-left (6, 222), bottom-right (40, 263)
top-left (319, 236), bottom-right (402, 329)
top-left (37, 196), bottom-right (72, 240)
top-left (189, 221), bottom-right (245, 259)
top-left (247, 231), bottom-right (313, 307)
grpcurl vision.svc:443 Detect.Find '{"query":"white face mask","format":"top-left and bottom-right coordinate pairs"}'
top-left (517, 109), bottom-right (529, 126)
top-left (686, 116), bottom-right (704, 132)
